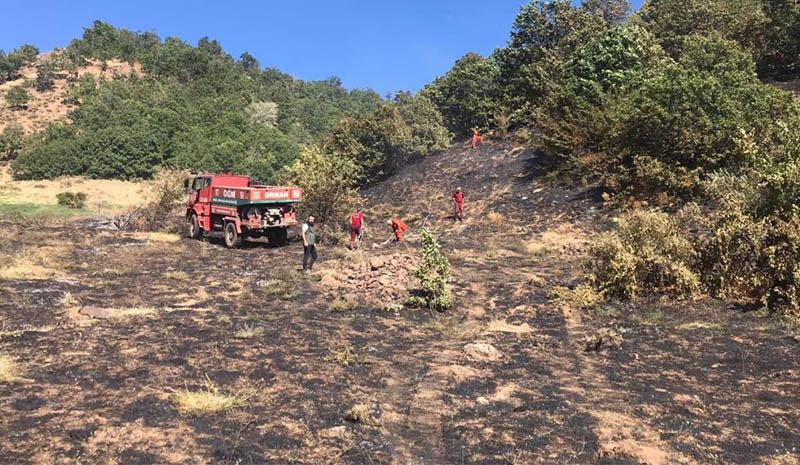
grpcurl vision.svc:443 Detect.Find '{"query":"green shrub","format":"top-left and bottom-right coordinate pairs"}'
top-left (5, 85), bottom-right (29, 110)
top-left (586, 210), bottom-right (700, 299)
top-left (565, 34), bottom-right (800, 199)
top-left (328, 94), bottom-right (451, 184)
top-left (0, 124), bottom-right (25, 159)
top-left (282, 146), bottom-right (360, 228)
top-left (411, 228), bottom-right (452, 310)
top-left (56, 192), bottom-right (87, 209)
top-left (421, 52), bottom-right (503, 135)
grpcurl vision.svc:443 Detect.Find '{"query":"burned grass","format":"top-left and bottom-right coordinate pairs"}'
top-left (1, 141), bottom-right (799, 464)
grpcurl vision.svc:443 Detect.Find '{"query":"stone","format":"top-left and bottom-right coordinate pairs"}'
top-left (79, 306), bottom-right (111, 319)
top-left (370, 256), bottom-right (386, 271)
top-left (463, 343), bottom-right (502, 362)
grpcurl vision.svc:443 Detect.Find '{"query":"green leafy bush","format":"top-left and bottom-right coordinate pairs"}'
top-left (56, 192), bottom-right (87, 209)
top-left (328, 94), bottom-right (450, 184)
top-left (35, 60), bottom-right (56, 92)
top-left (421, 52), bottom-right (503, 135)
top-left (5, 85), bottom-right (29, 110)
top-left (0, 124), bottom-right (25, 159)
top-left (410, 229), bottom-right (452, 310)
top-left (586, 210), bottom-right (700, 299)
top-left (282, 146), bottom-right (361, 237)
top-left (634, 0), bottom-right (768, 58)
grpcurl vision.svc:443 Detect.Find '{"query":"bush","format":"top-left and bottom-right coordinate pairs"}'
top-left (554, 34), bottom-right (800, 199)
top-left (328, 94), bottom-right (451, 184)
top-left (421, 52), bottom-right (503, 135)
top-left (410, 228), bottom-right (452, 310)
top-left (0, 124), bottom-right (25, 159)
top-left (35, 60), bottom-right (56, 92)
top-left (281, 146), bottom-right (361, 237)
top-left (586, 210), bottom-right (700, 299)
top-left (113, 169), bottom-right (186, 231)
top-left (5, 85), bottom-right (29, 110)
top-left (56, 192), bottom-right (87, 209)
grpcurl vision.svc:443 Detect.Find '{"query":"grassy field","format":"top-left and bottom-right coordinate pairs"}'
top-left (0, 166), bottom-right (151, 217)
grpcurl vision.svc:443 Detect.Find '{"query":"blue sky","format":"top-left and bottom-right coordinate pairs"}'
top-left (1, 1), bottom-right (645, 95)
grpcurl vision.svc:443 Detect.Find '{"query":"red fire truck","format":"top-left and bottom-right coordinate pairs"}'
top-left (185, 173), bottom-right (303, 248)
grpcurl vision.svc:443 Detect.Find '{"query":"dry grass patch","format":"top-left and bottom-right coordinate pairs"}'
top-left (548, 284), bottom-right (604, 310)
top-left (344, 403), bottom-right (380, 426)
top-left (257, 279), bottom-right (295, 299)
top-left (325, 346), bottom-right (366, 366)
top-left (330, 296), bottom-right (360, 313)
top-left (425, 316), bottom-right (483, 340)
top-left (133, 232), bottom-right (181, 243)
top-left (234, 323), bottom-right (265, 339)
top-left (485, 320), bottom-right (533, 334)
top-left (487, 211), bottom-right (504, 225)
top-left (59, 291), bottom-right (80, 307)
top-left (110, 307), bottom-right (157, 319)
top-left (0, 166), bottom-right (147, 214)
top-left (677, 321), bottom-right (722, 331)
top-left (173, 377), bottom-right (251, 416)
top-left (162, 270), bottom-right (190, 281)
top-left (0, 353), bottom-right (26, 383)
top-left (639, 310), bottom-right (665, 326)
top-left (0, 246), bottom-right (67, 280)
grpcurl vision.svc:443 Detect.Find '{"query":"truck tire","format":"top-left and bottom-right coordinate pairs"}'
top-left (224, 222), bottom-right (239, 249)
top-left (187, 214), bottom-right (200, 240)
top-left (267, 227), bottom-right (288, 246)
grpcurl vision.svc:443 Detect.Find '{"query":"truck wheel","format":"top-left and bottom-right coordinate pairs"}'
top-left (224, 222), bottom-right (239, 248)
top-left (188, 214), bottom-right (200, 240)
top-left (268, 227), bottom-right (288, 246)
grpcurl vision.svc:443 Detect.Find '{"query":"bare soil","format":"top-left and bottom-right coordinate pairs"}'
top-left (1, 139), bottom-right (799, 464)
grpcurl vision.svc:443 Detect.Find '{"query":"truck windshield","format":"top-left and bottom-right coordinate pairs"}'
top-left (192, 178), bottom-right (209, 191)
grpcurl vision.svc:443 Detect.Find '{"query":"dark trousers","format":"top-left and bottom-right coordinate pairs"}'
top-left (349, 226), bottom-right (362, 249)
top-left (303, 245), bottom-right (317, 270)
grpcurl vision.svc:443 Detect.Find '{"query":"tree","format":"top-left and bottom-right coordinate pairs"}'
top-left (495, 0), bottom-right (608, 110)
top-left (421, 53), bottom-right (502, 135)
top-left (0, 124), bottom-right (25, 159)
top-left (582, 0), bottom-right (632, 24)
top-left (282, 146), bottom-right (361, 227)
top-left (35, 60), bottom-right (56, 92)
top-left (634, 0), bottom-right (768, 59)
top-left (1, 44), bottom-right (39, 81)
top-left (759, 0), bottom-right (800, 77)
top-left (245, 101), bottom-right (279, 127)
top-left (328, 95), bottom-right (451, 184)
top-left (5, 85), bottom-right (30, 110)
top-left (238, 52), bottom-right (260, 72)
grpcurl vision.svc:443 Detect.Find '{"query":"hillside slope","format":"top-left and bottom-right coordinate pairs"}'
top-left (0, 54), bottom-right (140, 133)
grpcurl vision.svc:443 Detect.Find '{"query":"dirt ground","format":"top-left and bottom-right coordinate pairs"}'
top-left (1, 140), bottom-right (799, 465)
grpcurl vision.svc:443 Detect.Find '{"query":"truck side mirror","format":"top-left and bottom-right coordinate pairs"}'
top-left (183, 178), bottom-right (190, 193)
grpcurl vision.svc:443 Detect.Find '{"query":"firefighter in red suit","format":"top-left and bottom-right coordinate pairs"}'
top-left (472, 129), bottom-right (484, 149)
top-left (453, 187), bottom-right (465, 222)
top-left (349, 208), bottom-right (365, 250)
top-left (388, 219), bottom-right (408, 242)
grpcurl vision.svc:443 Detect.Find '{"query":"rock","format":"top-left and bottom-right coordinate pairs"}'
top-left (319, 275), bottom-right (340, 288)
top-left (476, 396), bottom-right (490, 405)
top-left (318, 426), bottom-right (349, 441)
top-left (464, 343), bottom-right (502, 362)
top-left (80, 306), bottom-right (111, 319)
top-left (370, 256), bottom-right (386, 271)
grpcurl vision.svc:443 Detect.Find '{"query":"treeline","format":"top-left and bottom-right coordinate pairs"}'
top-left (9, 21), bottom-right (393, 182)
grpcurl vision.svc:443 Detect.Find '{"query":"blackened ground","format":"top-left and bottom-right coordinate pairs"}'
top-left (1, 137), bottom-right (798, 465)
